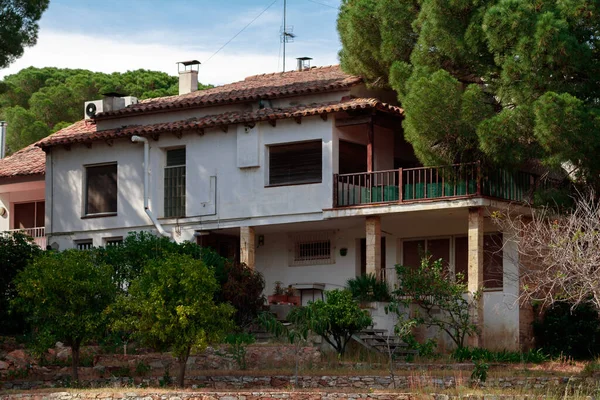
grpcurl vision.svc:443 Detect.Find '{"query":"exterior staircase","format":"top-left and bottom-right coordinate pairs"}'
top-left (352, 328), bottom-right (418, 357)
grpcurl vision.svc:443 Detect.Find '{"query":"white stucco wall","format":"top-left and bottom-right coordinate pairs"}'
top-left (48, 113), bottom-right (336, 248)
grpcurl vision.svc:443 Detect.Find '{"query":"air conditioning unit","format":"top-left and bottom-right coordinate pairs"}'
top-left (84, 96), bottom-right (139, 119)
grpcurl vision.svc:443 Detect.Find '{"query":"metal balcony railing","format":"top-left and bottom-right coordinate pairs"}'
top-left (334, 163), bottom-right (544, 207)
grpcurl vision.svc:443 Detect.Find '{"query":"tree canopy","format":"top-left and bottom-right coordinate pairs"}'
top-left (0, 0), bottom-right (49, 69)
top-left (0, 67), bottom-right (212, 154)
top-left (13, 249), bottom-right (116, 381)
top-left (338, 0), bottom-right (600, 187)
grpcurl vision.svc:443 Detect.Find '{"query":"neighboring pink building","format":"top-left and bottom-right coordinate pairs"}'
top-left (0, 143), bottom-right (47, 248)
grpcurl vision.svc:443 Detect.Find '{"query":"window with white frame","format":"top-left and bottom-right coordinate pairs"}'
top-left (75, 239), bottom-right (93, 250)
top-left (268, 140), bottom-right (322, 186)
top-left (104, 237), bottom-right (123, 247)
top-left (289, 231), bottom-right (335, 266)
top-left (85, 163), bottom-right (117, 215)
top-left (164, 148), bottom-right (186, 218)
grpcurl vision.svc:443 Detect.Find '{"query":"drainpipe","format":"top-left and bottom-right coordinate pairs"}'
top-left (0, 121), bottom-right (7, 159)
top-left (131, 135), bottom-right (171, 238)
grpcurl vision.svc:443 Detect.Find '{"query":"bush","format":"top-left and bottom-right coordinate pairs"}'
top-left (94, 231), bottom-right (226, 292)
top-left (390, 257), bottom-right (478, 349)
top-left (301, 289), bottom-right (372, 356)
top-left (221, 262), bottom-right (266, 328)
top-left (534, 301), bottom-right (600, 359)
top-left (346, 273), bottom-right (391, 302)
top-left (451, 347), bottom-right (548, 363)
top-left (0, 231), bottom-right (42, 335)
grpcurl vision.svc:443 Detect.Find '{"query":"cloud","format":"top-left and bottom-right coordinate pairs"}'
top-left (0, 29), bottom-right (339, 85)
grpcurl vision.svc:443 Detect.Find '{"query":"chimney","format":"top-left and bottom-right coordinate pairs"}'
top-left (296, 57), bottom-right (313, 71)
top-left (177, 60), bottom-right (201, 95)
top-left (0, 121), bottom-right (6, 159)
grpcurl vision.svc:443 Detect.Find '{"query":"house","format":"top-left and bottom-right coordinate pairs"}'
top-left (26, 60), bottom-right (538, 351)
top-left (0, 138), bottom-right (47, 249)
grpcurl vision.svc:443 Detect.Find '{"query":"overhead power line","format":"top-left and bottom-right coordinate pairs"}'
top-left (204, 0), bottom-right (280, 64)
top-left (305, 0), bottom-right (338, 10)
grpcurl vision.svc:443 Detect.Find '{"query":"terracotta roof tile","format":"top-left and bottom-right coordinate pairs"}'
top-left (96, 65), bottom-right (362, 119)
top-left (0, 143), bottom-right (46, 179)
top-left (37, 98), bottom-right (403, 149)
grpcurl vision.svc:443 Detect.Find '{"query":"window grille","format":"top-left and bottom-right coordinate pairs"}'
top-left (164, 148), bottom-right (186, 218)
top-left (269, 141), bottom-right (322, 185)
top-left (289, 231), bottom-right (335, 266)
top-left (85, 163), bottom-right (117, 215)
top-left (104, 237), bottom-right (123, 247)
top-left (75, 240), bottom-right (93, 250)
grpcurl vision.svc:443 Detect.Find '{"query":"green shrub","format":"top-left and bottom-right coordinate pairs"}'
top-left (224, 332), bottom-right (255, 370)
top-left (451, 347), bottom-right (548, 363)
top-left (390, 257), bottom-right (478, 349)
top-left (534, 301), bottom-right (600, 359)
top-left (346, 273), bottom-right (391, 302)
top-left (135, 361), bottom-right (151, 376)
top-left (0, 231), bottom-right (42, 335)
top-left (300, 289), bottom-right (372, 357)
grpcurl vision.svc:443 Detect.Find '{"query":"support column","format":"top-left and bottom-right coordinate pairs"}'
top-left (366, 120), bottom-right (374, 172)
top-left (240, 226), bottom-right (255, 270)
top-left (468, 207), bottom-right (484, 347)
top-left (366, 216), bottom-right (381, 280)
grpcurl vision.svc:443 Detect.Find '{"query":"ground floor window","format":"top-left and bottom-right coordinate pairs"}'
top-left (288, 231), bottom-right (335, 266)
top-left (402, 233), bottom-right (504, 290)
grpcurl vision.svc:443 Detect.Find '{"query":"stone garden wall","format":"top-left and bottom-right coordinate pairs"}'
top-left (0, 391), bottom-right (555, 400)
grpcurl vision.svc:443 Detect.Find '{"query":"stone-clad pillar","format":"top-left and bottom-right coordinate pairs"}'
top-left (365, 216), bottom-right (381, 280)
top-left (468, 207), bottom-right (484, 347)
top-left (240, 226), bottom-right (255, 270)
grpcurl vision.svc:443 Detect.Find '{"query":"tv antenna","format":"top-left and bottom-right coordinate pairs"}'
top-left (280, 0), bottom-right (296, 72)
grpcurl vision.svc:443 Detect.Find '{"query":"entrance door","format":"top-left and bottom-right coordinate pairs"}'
top-left (359, 237), bottom-right (386, 279)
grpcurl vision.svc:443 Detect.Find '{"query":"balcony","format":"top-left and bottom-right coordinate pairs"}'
top-left (7, 227), bottom-right (46, 248)
top-left (334, 163), bottom-right (544, 208)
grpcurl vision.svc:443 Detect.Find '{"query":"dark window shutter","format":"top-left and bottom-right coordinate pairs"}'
top-left (86, 164), bottom-right (117, 214)
top-left (269, 141), bottom-right (322, 185)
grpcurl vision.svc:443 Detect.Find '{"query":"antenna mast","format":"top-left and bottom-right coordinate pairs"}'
top-left (281, 0), bottom-right (295, 72)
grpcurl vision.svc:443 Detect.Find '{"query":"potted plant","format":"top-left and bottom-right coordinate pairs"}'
top-left (268, 281), bottom-right (288, 304)
top-left (285, 285), bottom-right (301, 306)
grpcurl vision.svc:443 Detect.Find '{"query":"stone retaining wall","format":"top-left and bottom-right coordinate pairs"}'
top-left (1, 374), bottom-right (586, 392)
top-left (0, 391), bottom-right (549, 400)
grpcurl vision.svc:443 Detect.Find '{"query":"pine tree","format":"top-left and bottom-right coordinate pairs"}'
top-left (338, 0), bottom-right (600, 186)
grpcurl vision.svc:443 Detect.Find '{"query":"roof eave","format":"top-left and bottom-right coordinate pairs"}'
top-left (93, 81), bottom-right (363, 121)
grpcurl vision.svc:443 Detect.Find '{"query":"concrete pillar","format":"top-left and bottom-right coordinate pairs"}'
top-left (240, 226), bottom-right (255, 270)
top-left (468, 207), bottom-right (484, 347)
top-left (365, 216), bottom-right (381, 279)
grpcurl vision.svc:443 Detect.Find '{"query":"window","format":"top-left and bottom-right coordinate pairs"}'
top-left (104, 237), bottom-right (123, 247)
top-left (85, 163), bottom-right (117, 215)
top-left (75, 239), bottom-right (93, 250)
top-left (164, 148), bottom-right (186, 218)
top-left (269, 141), bottom-right (322, 186)
top-left (289, 231), bottom-right (335, 266)
top-left (402, 238), bottom-right (450, 270)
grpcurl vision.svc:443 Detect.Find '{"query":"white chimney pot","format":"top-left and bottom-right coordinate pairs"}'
top-left (179, 70), bottom-right (198, 95)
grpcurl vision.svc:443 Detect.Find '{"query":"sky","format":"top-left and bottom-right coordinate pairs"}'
top-left (0, 0), bottom-right (342, 85)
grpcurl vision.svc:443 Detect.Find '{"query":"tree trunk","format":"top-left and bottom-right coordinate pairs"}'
top-left (71, 340), bottom-right (81, 382)
top-left (177, 346), bottom-right (191, 388)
